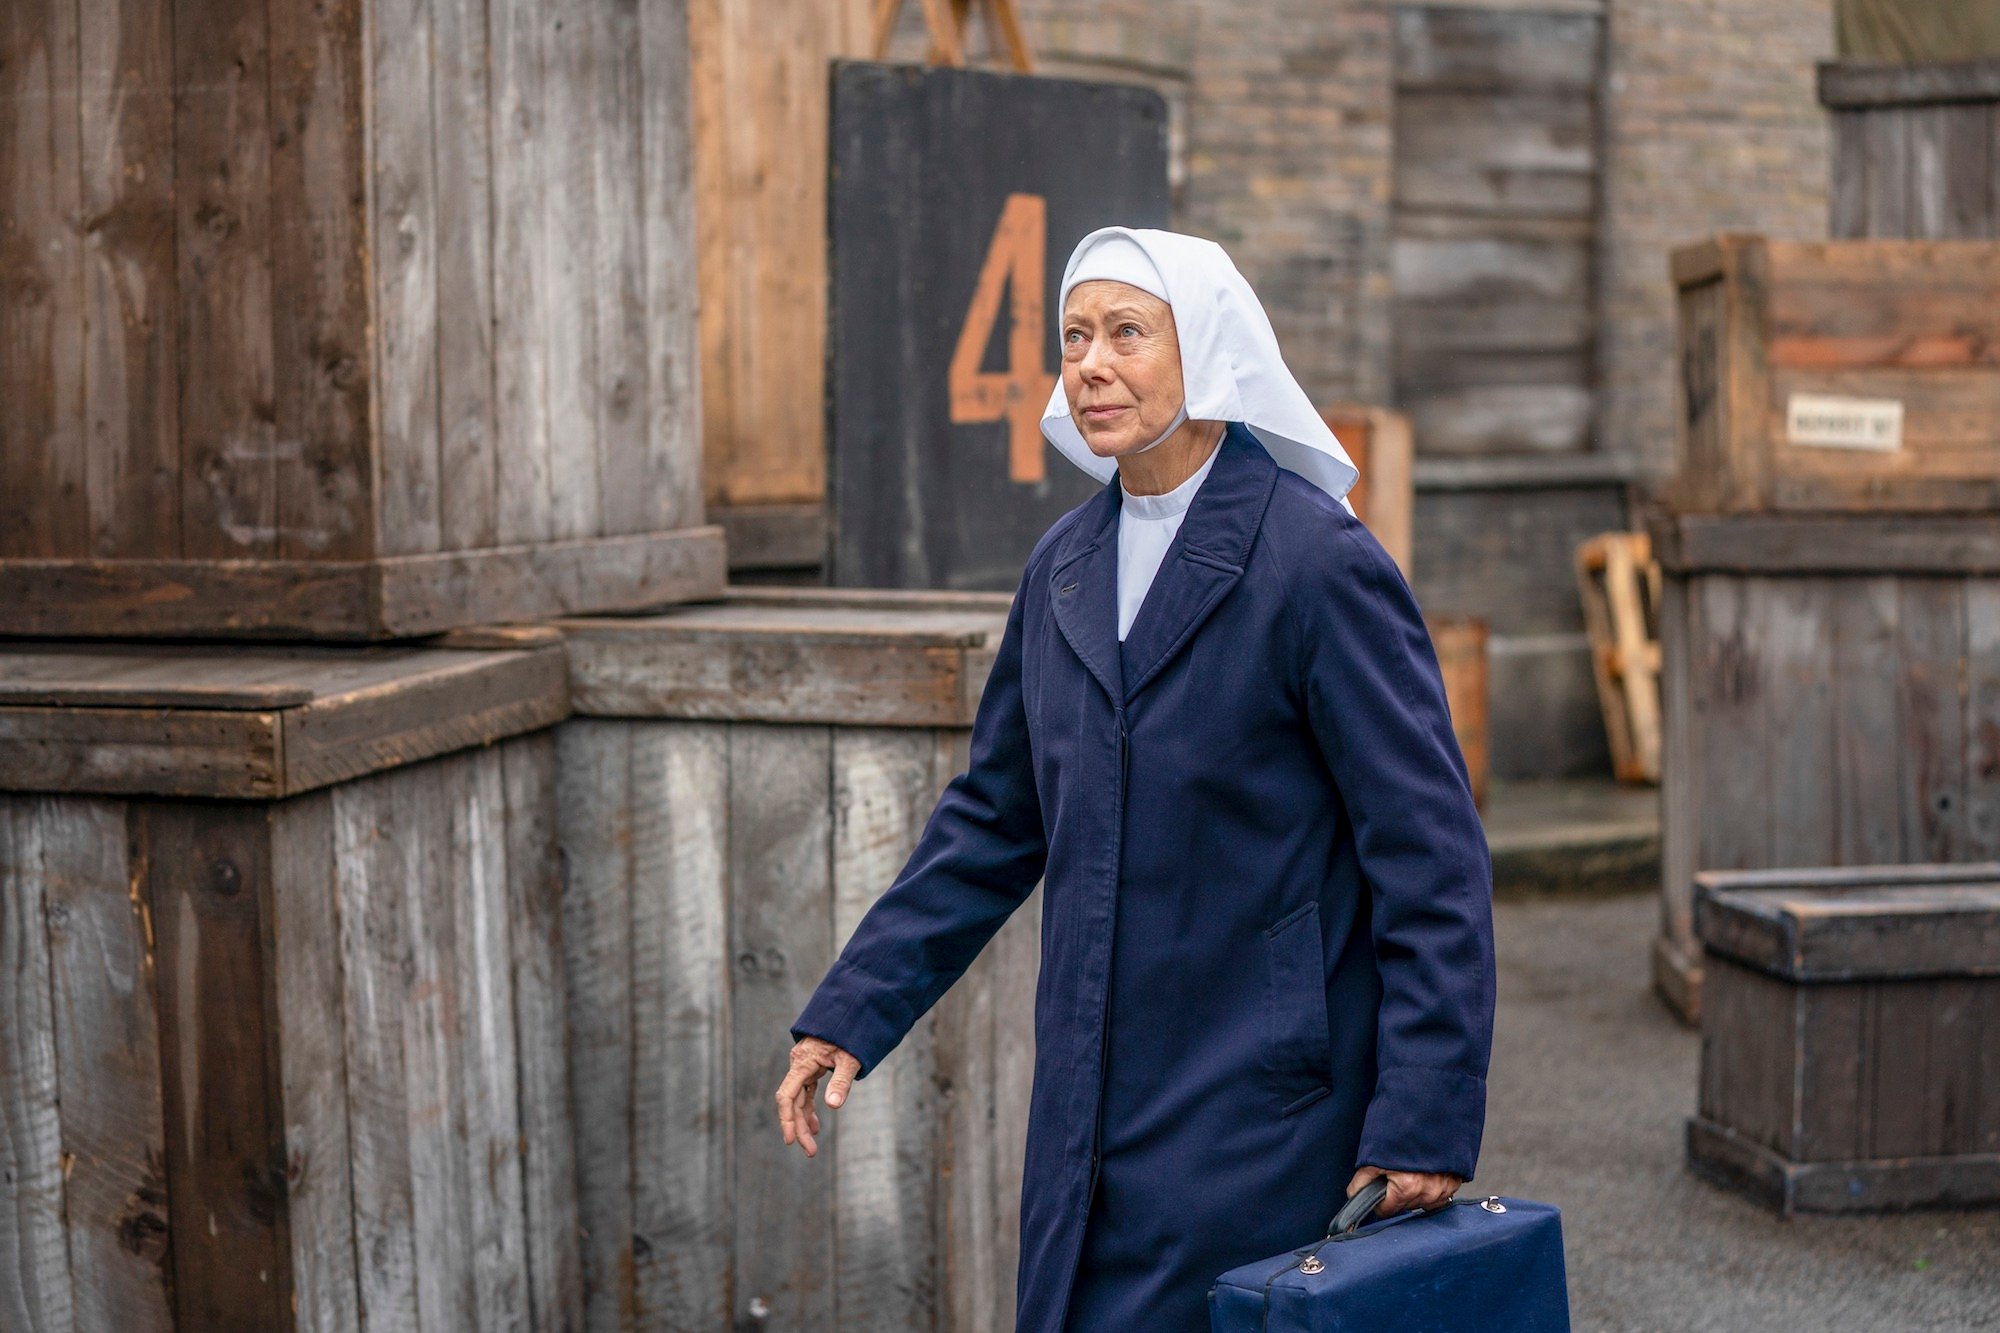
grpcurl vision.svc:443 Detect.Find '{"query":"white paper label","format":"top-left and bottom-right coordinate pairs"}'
top-left (1785, 393), bottom-right (1903, 452)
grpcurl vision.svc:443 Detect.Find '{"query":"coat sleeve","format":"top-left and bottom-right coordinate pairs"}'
top-left (1293, 518), bottom-right (1496, 1180)
top-left (788, 572), bottom-right (1049, 1078)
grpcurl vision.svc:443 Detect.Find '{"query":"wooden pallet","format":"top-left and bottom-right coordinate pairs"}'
top-left (1576, 531), bottom-right (1662, 784)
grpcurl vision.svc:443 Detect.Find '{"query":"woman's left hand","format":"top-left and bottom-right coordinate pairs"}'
top-left (1345, 1165), bottom-right (1463, 1218)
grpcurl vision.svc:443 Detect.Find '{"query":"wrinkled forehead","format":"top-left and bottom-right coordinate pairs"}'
top-left (1061, 279), bottom-right (1173, 321)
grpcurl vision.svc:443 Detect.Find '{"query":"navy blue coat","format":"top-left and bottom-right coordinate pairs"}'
top-left (791, 424), bottom-right (1495, 1332)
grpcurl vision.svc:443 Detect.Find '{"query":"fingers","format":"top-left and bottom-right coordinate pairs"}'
top-left (825, 1051), bottom-right (862, 1108)
top-left (1350, 1167), bottom-right (1458, 1218)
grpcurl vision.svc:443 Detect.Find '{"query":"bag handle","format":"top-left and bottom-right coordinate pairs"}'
top-left (1327, 1177), bottom-right (1391, 1236)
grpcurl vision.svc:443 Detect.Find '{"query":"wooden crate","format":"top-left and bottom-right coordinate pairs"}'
top-left (0, 0), bottom-right (721, 639)
top-left (1647, 510), bottom-right (2000, 1023)
top-left (1819, 59), bottom-right (2000, 240)
top-left (1689, 863), bottom-right (2000, 1214)
top-left (549, 588), bottom-right (1036, 1331)
top-left (1669, 235), bottom-right (2000, 515)
top-left (1321, 403), bottom-right (1415, 576)
top-left (0, 639), bottom-right (581, 1330)
top-left (1575, 531), bottom-right (1662, 785)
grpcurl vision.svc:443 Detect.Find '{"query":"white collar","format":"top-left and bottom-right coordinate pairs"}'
top-left (1119, 442), bottom-right (1219, 521)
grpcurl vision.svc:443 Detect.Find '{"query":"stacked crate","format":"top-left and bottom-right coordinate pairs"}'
top-left (1, 0), bottom-right (717, 1325)
top-left (1651, 235), bottom-right (2000, 1021)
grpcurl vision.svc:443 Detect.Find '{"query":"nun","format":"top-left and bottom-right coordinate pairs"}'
top-left (776, 228), bottom-right (1495, 1331)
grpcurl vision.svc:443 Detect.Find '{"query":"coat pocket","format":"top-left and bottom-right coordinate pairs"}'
top-left (1263, 900), bottom-right (1336, 1117)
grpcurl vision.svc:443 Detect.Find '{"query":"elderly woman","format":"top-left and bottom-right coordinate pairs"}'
top-left (776, 228), bottom-right (1495, 1331)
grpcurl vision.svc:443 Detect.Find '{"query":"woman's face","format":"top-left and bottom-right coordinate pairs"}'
top-left (1060, 280), bottom-right (1185, 458)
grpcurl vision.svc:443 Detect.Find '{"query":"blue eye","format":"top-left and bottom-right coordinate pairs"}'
top-left (1118, 324), bottom-right (1140, 337)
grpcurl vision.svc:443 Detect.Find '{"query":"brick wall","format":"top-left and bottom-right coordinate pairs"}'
top-left (1598, 0), bottom-right (1836, 472)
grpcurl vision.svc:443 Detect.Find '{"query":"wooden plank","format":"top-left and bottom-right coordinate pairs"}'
top-left (1391, 234), bottom-right (1592, 305)
top-left (490, 0), bottom-right (556, 547)
top-left (0, 0), bottom-right (87, 560)
top-left (143, 799), bottom-right (293, 1327)
top-left (831, 729), bottom-right (940, 1331)
top-left (1657, 577), bottom-right (1699, 968)
top-left (1896, 580), bottom-right (1969, 861)
top-left (729, 724), bottom-right (836, 1328)
top-left (333, 772), bottom-right (422, 1328)
top-left (713, 503), bottom-right (830, 572)
top-left (1393, 91), bottom-right (1595, 177)
top-left (1819, 58), bottom-right (2000, 109)
top-left (628, 722), bottom-right (732, 1328)
top-left (1832, 578), bottom-right (1905, 865)
top-left (433, 0), bottom-right (500, 552)
top-left (1865, 980), bottom-right (1934, 1159)
top-left (593, 0), bottom-right (654, 538)
top-left (447, 748), bottom-right (531, 1328)
top-left (268, 0), bottom-right (373, 561)
top-left (1967, 581), bottom-right (2000, 860)
top-left (280, 645), bottom-right (570, 795)
top-left (1761, 580), bottom-right (1837, 866)
top-left (543, 0), bottom-right (603, 543)
top-left (79, 0), bottom-right (181, 559)
top-left (1861, 111), bottom-right (1912, 236)
top-left (498, 733), bottom-right (586, 1331)
top-left (556, 721), bottom-right (637, 1332)
top-left (1696, 959), bottom-right (1798, 1157)
top-left (1656, 514), bottom-right (2000, 575)
top-left (1693, 578), bottom-right (1769, 874)
top-left (175, 0), bottom-right (278, 559)
top-left (399, 762), bottom-right (479, 1329)
top-left (1829, 110), bottom-right (1869, 238)
top-left (0, 799), bottom-right (77, 1330)
top-left (0, 706), bottom-right (283, 800)
top-left (42, 798), bottom-right (172, 1331)
top-left (370, 0), bottom-right (441, 557)
top-left (1403, 383), bottom-right (1593, 454)
top-left (268, 791), bottom-right (362, 1332)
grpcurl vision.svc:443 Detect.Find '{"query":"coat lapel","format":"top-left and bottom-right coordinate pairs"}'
top-left (1118, 424), bottom-right (1277, 702)
top-left (1049, 482), bottom-right (1124, 705)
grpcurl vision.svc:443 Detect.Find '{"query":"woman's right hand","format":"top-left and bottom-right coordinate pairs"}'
top-left (775, 1036), bottom-right (863, 1158)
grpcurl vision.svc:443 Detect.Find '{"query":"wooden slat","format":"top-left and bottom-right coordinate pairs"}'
top-left (498, 733), bottom-right (586, 1331)
top-left (434, 0), bottom-right (500, 552)
top-left (268, 0), bottom-right (373, 562)
top-left (176, 0), bottom-right (277, 559)
top-left (447, 748), bottom-right (531, 1327)
top-left (0, 0), bottom-right (87, 560)
top-left (639, 0), bottom-right (706, 531)
top-left (628, 722), bottom-right (732, 1328)
top-left (1655, 513), bottom-right (2000, 574)
top-left (1394, 5), bottom-right (1601, 94)
top-left (400, 761), bottom-right (480, 1328)
top-left (831, 729), bottom-right (941, 1331)
top-left (729, 724), bottom-right (836, 1327)
top-left (1832, 578), bottom-right (1905, 865)
top-left (0, 799), bottom-right (76, 1330)
top-left (0, 706), bottom-right (283, 799)
top-left (1967, 581), bottom-right (2000, 860)
top-left (1896, 580), bottom-right (1968, 861)
top-left (544, 0), bottom-right (603, 543)
top-left (1695, 959), bottom-right (1798, 1157)
top-left (591, 0), bottom-right (652, 538)
top-left (333, 773), bottom-right (422, 1327)
top-left (1693, 578), bottom-right (1768, 872)
top-left (143, 799), bottom-right (292, 1326)
top-left (491, 0), bottom-right (556, 547)
top-left (1819, 58), bottom-right (2000, 109)
top-left (268, 791), bottom-right (362, 1331)
top-left (1760, 580), bottom-right (1837, 866)
top-left (79, 0), bottom-right (180, 559)
top-left (43, 798), bottom-right (172, 1331)
top-left (1830, 109), bottom-right (1869, 239)
top-left (370, 0), bottom-right (442, 557)
top-left (557, 721), bottom-right (638, 1332)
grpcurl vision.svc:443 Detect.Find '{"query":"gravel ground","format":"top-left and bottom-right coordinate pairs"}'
top-left (1480, 891), bottom-right (2000, 1332)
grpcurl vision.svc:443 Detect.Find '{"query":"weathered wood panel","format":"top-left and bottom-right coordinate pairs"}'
top-left (1822, 59), bottom-right (2000, 240)
top-left (0, 800), bottom-right (79, 1331)
top-left (44, 798), bottom-right (173, 1331)
top-left (0, 0), bottom-right (719, 637)
top-left (1391, 5), bottom-right (1602, 458)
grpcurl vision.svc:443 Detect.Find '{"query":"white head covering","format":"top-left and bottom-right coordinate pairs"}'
top-left (1041, 227), bottom-right (1360, 508)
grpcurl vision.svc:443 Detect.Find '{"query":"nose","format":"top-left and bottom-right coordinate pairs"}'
top-left (1077, 333), bottom-right (1114, 381)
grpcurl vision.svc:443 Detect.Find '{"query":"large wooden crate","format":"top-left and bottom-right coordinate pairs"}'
top-left (1670, 235), bottom-right (2000, 515)
top-left (0, 639), bottom-right (581, 1330)
top-left (1689, 863), bottom-right (2000, 1214)
top-left (0, 0), bottom-right (721, 639)
top-left (1820, 59), bottom-right (2000, 240)
top-left (1647, 511), bottom-right (2000, 1021)
top-left (550, 588), bottom-right (1036, 1331)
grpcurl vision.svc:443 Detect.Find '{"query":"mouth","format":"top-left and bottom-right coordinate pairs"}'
top-left (1081, 405), bottom-right (1130, 420)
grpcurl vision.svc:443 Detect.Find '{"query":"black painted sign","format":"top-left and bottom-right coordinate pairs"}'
top-left (827, 61), bottom-right (1171, 590)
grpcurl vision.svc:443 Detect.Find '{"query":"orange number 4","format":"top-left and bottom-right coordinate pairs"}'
top-left (949, 193), bottom-right (1056, 484)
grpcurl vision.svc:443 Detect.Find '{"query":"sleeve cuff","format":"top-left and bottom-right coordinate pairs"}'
top-left (788, 956), bottom-right (919, 1079)
top-left (1354, 1065), bottom-right (1488, 1180)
